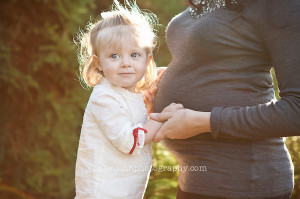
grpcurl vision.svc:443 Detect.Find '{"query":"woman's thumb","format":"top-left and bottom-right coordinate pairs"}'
top-left (153, 131), bottom-right (165, 143)
top-left (150, 112), bottom-right (172, 122)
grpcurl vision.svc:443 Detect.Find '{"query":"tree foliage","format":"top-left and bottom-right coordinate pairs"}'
top-left (0, 0), bottom-right (299, 199)
top-left (0, 0), bottom-right (96, 198)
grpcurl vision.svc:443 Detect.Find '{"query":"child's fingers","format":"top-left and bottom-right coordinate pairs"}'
top-left (143, 91), bottom-right (153, 103)
top-left (146, 68), bottom-right (165, 102)
top-left (156, 68), bottom-right (165, 82)
top-left (149, 84), bottom-right (158, 95)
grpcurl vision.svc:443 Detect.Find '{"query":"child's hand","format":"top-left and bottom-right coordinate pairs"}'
top-left (162, 103), bottom-right (184, 113)
top-left (143, 68), bottom-right (166, 114)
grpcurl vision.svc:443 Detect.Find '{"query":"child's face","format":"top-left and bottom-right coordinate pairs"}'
top-left (98, 39), bottom-right (149, 92)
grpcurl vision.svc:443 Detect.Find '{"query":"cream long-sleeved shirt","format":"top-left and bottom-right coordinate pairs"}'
top-left (75, 78), bottom-right (152, 199)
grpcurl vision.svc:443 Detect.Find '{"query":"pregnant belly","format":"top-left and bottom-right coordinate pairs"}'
top-left (153, 66), bottom-right (272, 113)
top-left (153, 67), bottom-right (219, 112)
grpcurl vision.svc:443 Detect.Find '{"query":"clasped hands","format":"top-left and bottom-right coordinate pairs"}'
top-left (142, 68), bottom-right (211, 143)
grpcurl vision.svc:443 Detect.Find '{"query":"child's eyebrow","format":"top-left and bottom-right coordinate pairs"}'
top-left (130, 47), bottom-right (145, 52)
top-left (104, 48), bottom-right (120, 53)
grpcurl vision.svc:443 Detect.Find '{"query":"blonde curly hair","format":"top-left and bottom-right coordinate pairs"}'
top-left (76, 0), bottom-right (158, 91)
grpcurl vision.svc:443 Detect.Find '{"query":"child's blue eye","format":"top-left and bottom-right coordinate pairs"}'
top-left (131, 53), bottom-right (140, 58)
top-left (111, 54), bottom-right (119, 59)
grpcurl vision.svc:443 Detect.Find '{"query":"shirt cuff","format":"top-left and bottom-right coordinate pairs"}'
top-left (137, 129), bottom-right (146, 148)
top-left (210, 107), bottom-right (223, 139)
top-left (127, 124), bottom-right (147, 155)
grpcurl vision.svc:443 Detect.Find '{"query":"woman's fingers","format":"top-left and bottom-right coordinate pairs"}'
top-left (164, 103), bottom-right (184, 112)
top-left (174, 103), bottom-right (184, 110)
top-left (150, 112), bottom-right (173, 122)
top-left (152, 130), bottom-right (165, 143)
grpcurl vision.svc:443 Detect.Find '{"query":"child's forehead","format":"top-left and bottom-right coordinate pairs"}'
top-left (99, 28), bottom-right (144, 50)
top-left (97, 25), bottom-right (148, 51)
top-left (105, 39), bottom-right (144, 51)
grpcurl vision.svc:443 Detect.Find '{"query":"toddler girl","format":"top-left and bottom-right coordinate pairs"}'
top-left (74, 1), bottom-right (182, 198)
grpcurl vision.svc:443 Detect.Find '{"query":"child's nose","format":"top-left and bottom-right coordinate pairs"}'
top-left (121, 56), bottom-right (131, 67)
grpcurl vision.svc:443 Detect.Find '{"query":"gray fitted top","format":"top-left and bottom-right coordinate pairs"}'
top-left (154, 0), bottom-right (300, 198)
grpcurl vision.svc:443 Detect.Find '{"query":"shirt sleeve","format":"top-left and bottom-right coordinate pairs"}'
top-left (211, 0), bottom-right (300, 140)
top-left (90, 91), bottom-right (146, 155)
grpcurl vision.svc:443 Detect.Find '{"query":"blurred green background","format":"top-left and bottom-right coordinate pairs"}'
top-left (0, 0), bottom-right (299, 198)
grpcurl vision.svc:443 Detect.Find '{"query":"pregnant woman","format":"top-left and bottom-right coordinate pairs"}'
top-left (151, 0), bottom-right (300, 198)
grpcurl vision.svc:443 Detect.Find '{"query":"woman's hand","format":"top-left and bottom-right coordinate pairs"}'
top-left (162, 103), bottom-right (184, 113)
top-left (143, 67), bottom-right (166, 115)
top-left (143, 103), bottom-right (183, 145)
top-left (150, 109), bottom-right (211, 142)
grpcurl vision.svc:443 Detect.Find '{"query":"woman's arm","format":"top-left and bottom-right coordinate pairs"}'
top-left (209, 0), bottom-right (300, 140)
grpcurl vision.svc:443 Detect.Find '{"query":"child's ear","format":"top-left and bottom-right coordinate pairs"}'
top-left (92, 55), bottom-right (102, 71)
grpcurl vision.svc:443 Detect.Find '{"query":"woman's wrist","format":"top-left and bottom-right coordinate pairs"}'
top-left (190, 110), bottom-right (211, 134)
